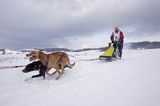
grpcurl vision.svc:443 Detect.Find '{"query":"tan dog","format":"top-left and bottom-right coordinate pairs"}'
top-left (26, 51), bottom-right (75, 80)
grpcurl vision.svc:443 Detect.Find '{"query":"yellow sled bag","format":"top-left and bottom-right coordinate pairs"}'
top-left (100, 45), bottom-right (114, 57)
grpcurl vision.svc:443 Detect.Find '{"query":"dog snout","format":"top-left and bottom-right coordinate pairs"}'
top-left (22, 69), bottom-right (27, 73)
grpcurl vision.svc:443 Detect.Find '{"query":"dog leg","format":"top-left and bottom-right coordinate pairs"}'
top-left (24, 71), bottom-right (44, 81)
top-left (45, 69), bottom-right (53, 76)
top-left (32, 74), bottom-right (43, 78)
top-left (43, 73), bottom-right (45, 79)
top-left (56, 71), bottom-right (62, 80)
top-left (24, 73), bottom-right (43, 81)
top-left (39, 69), bottom-right (45, 79)
top-left (46, 68), bottom-right (58, 76)
top-left (50, 71), bottom-right (57, 75)
top-left (56, 66), bottom-right (64, 80)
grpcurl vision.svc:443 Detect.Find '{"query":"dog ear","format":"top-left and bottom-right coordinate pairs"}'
top-left (38, 50), bottom-right (44, 59)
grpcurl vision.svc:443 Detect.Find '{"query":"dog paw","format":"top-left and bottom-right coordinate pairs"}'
top-left (56, 77), bottom-right (60, 80)
top-left (24, 77), bottom-right (32, 81)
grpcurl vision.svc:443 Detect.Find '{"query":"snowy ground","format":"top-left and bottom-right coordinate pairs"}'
top-left (0, 49), bottom-right (160, 106)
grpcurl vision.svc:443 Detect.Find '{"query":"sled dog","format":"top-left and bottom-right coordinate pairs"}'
top-left (26, 51), bottom-right (75, 80)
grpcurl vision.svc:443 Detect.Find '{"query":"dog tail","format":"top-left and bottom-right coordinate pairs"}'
top-left (67, 62), bottom-right (75, 69)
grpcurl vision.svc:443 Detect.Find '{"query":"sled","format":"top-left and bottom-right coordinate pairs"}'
top-left (99, 43), bottom-right (119, 61)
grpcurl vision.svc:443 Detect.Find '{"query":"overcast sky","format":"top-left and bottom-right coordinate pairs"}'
top-left (0, 0), bottom-right (160, 49)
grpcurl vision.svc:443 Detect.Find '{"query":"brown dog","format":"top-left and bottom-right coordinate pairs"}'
top-left (26, 51), bottom-right (75, 80)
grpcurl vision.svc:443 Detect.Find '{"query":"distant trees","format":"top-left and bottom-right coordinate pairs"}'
top-left (125, 41), bottom-right (160, 50)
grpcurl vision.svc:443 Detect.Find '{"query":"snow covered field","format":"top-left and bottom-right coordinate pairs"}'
top-left (0, 49), bottom-right (160, 106)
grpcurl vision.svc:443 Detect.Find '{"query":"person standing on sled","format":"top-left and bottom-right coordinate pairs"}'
top-left (110, 26), bottom-right (124, 58)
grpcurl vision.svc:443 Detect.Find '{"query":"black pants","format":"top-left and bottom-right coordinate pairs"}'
top-left (113, 43), bottom-right (123, 58)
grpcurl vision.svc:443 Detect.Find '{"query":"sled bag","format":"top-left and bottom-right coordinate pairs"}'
top-left (100, 45), bottom-right (115, 57)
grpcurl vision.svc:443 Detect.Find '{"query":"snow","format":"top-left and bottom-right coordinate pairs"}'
top-left (0, 49), bottom-right (160, 106)
top-left (4, 49), bottom-right (22, 54)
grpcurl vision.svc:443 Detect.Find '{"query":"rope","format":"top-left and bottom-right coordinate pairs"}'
top-left (0, 54), bottom-right (99, 70)
top-left (68, 54), bottom-right (99, 62)
top-left (78, 58), bottom-right (99, 62)
top-left (0, 65), bottom-right (26, 70)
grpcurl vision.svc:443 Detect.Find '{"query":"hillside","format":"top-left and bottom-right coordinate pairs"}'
top-left (17, 41), bottom-right (160, 53)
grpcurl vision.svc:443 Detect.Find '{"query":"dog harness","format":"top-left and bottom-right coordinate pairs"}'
top-left (45, 52), bottom-right (65, 68)
top-left (45, 54), bottom-right (50, 68)
top-left (56, 52), bottom-right (65, 64)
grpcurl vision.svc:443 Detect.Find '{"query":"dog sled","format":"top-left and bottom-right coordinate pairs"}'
top-left (99, 43), bottom-right (120, 61)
